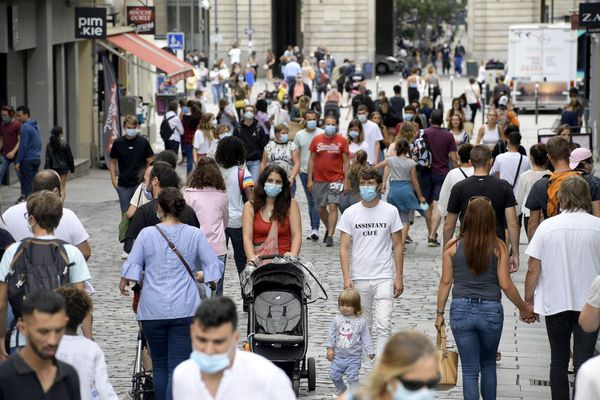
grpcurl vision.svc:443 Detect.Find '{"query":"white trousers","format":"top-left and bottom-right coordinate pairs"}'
top-left (353, 278), bottom-right (394, 355)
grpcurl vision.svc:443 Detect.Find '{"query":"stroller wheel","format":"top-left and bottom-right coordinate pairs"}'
top-left (307, 357), bottom-right (316, 391)
top-left (292, 377), bottom-right (300, 396)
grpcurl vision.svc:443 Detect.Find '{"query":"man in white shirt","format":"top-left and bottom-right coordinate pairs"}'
top-left (172, 297), bottom-right (295, 400)
top-left (163, 101), bottom-right (183, 155)
top-left (525, 175), bottom-right (600, 400)
top-left (356, 105), bottom-right (383, 164)
top-left (490, 131), bottom-right (530, 195)
top-left (338, 167), bottom-right (404, 355)
top-left (438, 143), bottom-right (474, 217)
top-left (576, 276), bottom-right (600, 400)
top-left (283, 56), bottom-right (302, 92)
top-left (1, 170), bottom-right (90, 260)
top-left (228, 43), bottom-right (241, 66)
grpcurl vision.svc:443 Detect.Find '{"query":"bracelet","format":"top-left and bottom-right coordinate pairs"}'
top-left (436, 310), bottom-right (445, 315)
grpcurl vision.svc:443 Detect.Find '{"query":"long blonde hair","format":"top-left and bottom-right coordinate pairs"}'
top-left (356, 331), bottom-right (436, 399)
top-left (198, 113), bottom-right (215, 141)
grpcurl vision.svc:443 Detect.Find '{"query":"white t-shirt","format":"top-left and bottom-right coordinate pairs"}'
top-left (587, 275), bottom-right (600, 308)
top-left (489, 152), bottom-right (530, 194)
top-left (361, 120), bottom-right (384, 164)
top-left (222, 165), bottom-right (253, 229)
top-left (575, 355), bottom-right (600, 400)
top-left (228, 48), bottom-right (241, 64)
top-left (193, 130), bottom-right (215, 155)
top-left (464, 83), bottom-right (480, 104)
top-left (2, 202), bottom-right (89, 245)
top-left (437, 166), bottom-right (474, 217)
top-left (56, 335), bottom-right (118, 400)
top-left (172, 350), bottom-right (296, 400)
top-left (165, 110), bottom-right (183, 142)
top-left (129, 183), bottom-right (152, 208)
top-left (525, 211), bottom-right (600, 316)
top-left (514, 169), bottom-right (549, 217)
top-left (348, 141), bottom-right (370, 160)
top-left (337, 201), bottom-right (403, 280)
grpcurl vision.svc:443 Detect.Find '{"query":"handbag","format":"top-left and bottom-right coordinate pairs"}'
top-left (118, 189), bottom-right (143, 243)
top-left (253, 219), bottom-right (280, 257)
top-left (155, 226), bottom-right (215, 299)
top-left (436, 324), bottom-right (458, 386)
top-left (235, 99), bottom-right (246, 108)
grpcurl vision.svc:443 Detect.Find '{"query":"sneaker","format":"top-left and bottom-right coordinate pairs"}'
top-left (306, 230), bottom-right (319, 241)
top-left (323, 234), bottom-right (328, 244)
top-left (121, 251), bottom-right (129, 260)
top-left (405, 235), bottom-right (413, 244)
top-left (325, 236), bottom-right (334, 247)
top-left (427, 238), bottom-right (441, 247)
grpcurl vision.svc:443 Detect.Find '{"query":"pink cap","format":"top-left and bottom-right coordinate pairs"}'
top-left (569, 147), bottom-right (592, 170)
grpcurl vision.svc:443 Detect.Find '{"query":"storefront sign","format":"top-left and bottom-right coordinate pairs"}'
top-left (127, 6), bottom-right (155, 34)
top-left (75, 7), bottom-right (106, 39)
top-left (579, 3), bottom-right (600, 31)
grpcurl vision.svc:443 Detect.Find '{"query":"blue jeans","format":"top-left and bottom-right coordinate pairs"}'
top-left (299, 172), bottom-right (320, 231)
top-left (0, 156), bottom-right (16, 185)
top-left (450, 298), bottom-right (503, 400)
top-left (215, 254), bottom-right (227, 296)
top-left (211, 83), bottom-right (223, 104)
top-left (455, 56), bottom-right (463, 74)
top-left (246, 159), bottom-right (261, 184)
top-left (19, 159), bottom-right (40, 197)
top-left (330, 355), bottom-right (361, 393)
top-left (141, 317), bottom-right (193, 400)
top-left (181, 143), bottom-right (194, 175)
top-left (116, 185), bottom-right (138, 214)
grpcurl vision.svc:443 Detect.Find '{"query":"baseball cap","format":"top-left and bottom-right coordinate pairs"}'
top-left (498, 95), bottom-right (509, 107)
top-left (569, 147), bottom-right (593, 170)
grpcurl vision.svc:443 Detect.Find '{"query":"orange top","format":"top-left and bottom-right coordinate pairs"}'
top-left (252, 211), bottom-right (292, 255)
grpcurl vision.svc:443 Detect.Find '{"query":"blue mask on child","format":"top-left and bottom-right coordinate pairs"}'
top-left (279, 134), bottom-right (289, 143)
top-left (190, 350), bottom-right (230, 374)
top-left (359, 185), bottom-right (378, 201)
top-left (348, 131), bottom-right (359, 139)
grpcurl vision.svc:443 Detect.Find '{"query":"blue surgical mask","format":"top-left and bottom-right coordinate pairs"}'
top-left (359, 185), bottom-right (378, 201)
top-left (142, 184), bottom-right (153, 200)
top-left (278, 134), bottom-right (289, 143)
top-left (391, 382), bottom-right (435, 400)
top-left (264, 182), bottom-right (283, 198)
top-left (283, 99), bottom-right (290, 104)
top-left (125, 128), bottom-right (138, 138)
top-left (358, 114), bottom-right (368, 123)
top-left (405, 114), bottom-right (414, 122)
top-left (182, 106), bottom-right (191, 115)
top-left (324, 125), bottom-right (337, 136)
top-left (306, 120), bottom-right (317, 130)
top-left (190, 350), bottom-right (231, 374)
top-left (244, 111), bottom-right (254, 120)
top-left (348, 130), bottom-right (359, 139)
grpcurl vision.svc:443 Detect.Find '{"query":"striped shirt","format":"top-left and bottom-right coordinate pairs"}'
top-left (121, 223), bottom-right (223, 320)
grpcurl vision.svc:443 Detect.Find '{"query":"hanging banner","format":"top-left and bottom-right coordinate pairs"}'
top-left (127, 6), bottom-right (156, 34)
top-left (101, 53), bottom-right (121, 162)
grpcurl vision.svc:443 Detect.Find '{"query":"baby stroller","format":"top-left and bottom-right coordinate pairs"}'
top-left (240, 255), bottom-right (327, 395)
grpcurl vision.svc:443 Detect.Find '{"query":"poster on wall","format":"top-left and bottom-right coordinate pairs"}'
top-left (127, 6), bottom-right (155, 34)
top-left (101, 53), bottom-right (121, 162)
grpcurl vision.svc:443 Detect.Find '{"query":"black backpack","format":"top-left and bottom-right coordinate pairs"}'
top-left (6, 238), bottom-right (72, 320)
top-left (159, 114), bottom-right (176, 142)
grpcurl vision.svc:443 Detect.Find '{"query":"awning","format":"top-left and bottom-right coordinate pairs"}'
top-left (106, 33), bottom-right (194, 82)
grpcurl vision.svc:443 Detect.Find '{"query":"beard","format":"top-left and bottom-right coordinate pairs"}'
top-left (29, 339), bottom-right (57, 361)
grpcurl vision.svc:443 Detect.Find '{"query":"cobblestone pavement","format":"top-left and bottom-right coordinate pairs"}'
top-left (0, 75), bottom-right (559, 399)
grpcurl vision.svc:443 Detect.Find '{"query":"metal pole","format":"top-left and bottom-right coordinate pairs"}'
top-left (450, 75), bottom-right (454, 99)
top-left (248, 0), bottom-right (252, 55)
top-left (214, 0), bottom-right (219, 62)
top-left (176, 0), bottom-right (180, 31)
top-left (535, 82), bottom-right (539, 125)
top-left (481, 84), bottom-right (486, 125)
top-left (190, 0), bottom-right (195, 53)
top-left (376, 76), bottom-right (380, 97)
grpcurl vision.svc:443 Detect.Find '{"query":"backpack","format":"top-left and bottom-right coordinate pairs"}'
top-left (238, 166), bottom-right (248, 203)
top-left (159, 114), bottom-right (176, 142)
top-left (6, 239), bottom-right (72, 318)
top-left (412, 131), bottom-right (432, 172)
top-left (546, 171), bottom-right (582, 217)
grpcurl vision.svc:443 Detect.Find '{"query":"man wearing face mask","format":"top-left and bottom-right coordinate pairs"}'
top-left (233, 104), bottom-right (269, 183)
top-left (172, 297), bottom-right (295, 399)
top-left (308, 115), bottom-right (350, 247)
top-left (337, 167), bottom-right (404, 357)
top-left (294, 110), bottom-right (324, 241)
top-left (109, 115), bottom-right (154, 215)
top-left (0, 106), bottom-right (20, 187)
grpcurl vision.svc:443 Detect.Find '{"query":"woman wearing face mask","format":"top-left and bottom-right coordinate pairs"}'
top-left (242, 164), bottom-right (301, 261)
top-left (341, 331), bottom-right (439, 400)
top-left (44, 126), bottom-right (74, 201)
top-left (475, 109), bottom-right (500, 150)
top-left (260, 124), bottom-right (300, 192)
top-left (206, 124), bottom-right (232, 160)
top-left (120, 188), bottom-right (223, 400)
top-left (346, 119), bottom-right (370, 160)
top-left (193, 113), bottom-right (217, 163)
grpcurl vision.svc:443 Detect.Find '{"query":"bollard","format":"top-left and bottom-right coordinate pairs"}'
top-left (376, 76), bottom-right (380, 97)
top-left (535, 82), bottom-right (539, 125)
top-left (481, 85), bottom-right (487, 125)
top-left (450, 75), bottom-right (454, 99)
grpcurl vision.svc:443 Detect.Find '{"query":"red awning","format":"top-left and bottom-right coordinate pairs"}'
top-left (106, 33), bottom-right (194, 82)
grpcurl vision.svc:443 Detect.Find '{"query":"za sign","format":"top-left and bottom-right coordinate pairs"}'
top-left (579, 3), bottom-right (600, 31)
top-left (167, 32), bottom-right (185, 51)
top-left (75, 7), bottom-right (106, 39)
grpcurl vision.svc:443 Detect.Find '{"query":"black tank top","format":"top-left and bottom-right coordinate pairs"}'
top-left (451, 239), bottom-right (501, 301)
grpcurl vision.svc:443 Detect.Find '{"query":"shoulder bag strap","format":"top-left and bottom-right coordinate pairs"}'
top-left (458, 168), bottom-right (468, 179)
top-left (155, 226), bottom-right (195, 280)
top-left (512, 155), bottom-right (524, 188)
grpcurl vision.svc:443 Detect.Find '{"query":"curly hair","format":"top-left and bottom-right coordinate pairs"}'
top-left (188, 158), bottom-right (226, 190)
top-left (253, 164), bottom-right (292, 223)
top-left (215, 136), bottom-right (246, 168)
top-left (55, 286), bottom-right (93, 332)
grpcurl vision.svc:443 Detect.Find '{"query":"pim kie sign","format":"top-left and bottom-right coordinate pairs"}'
top-left (127, 6), bottom-right (156, 34)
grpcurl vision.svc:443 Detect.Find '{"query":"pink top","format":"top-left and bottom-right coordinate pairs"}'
top-left (184, 187), bottom-right (229, 256)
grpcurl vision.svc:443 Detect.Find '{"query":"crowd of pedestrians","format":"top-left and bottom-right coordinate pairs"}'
top-left (1, 40), bottom-right (600, 400)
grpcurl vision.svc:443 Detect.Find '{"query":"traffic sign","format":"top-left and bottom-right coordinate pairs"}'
top-left (167, 32), bottom-right (185, 50)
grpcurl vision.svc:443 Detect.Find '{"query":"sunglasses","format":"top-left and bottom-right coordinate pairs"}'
top-left (397, 375), bottom-right (441, 391)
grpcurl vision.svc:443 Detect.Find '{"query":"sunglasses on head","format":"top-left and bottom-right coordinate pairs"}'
top-left (397, 375), bottom-right (440, 391)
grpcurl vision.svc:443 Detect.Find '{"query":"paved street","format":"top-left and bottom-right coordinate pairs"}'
top-left (0, 75), bottom-right (561, 399)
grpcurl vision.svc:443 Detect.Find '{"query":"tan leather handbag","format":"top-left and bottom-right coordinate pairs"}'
top-left (436, 324), bottom-right (459, 386)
